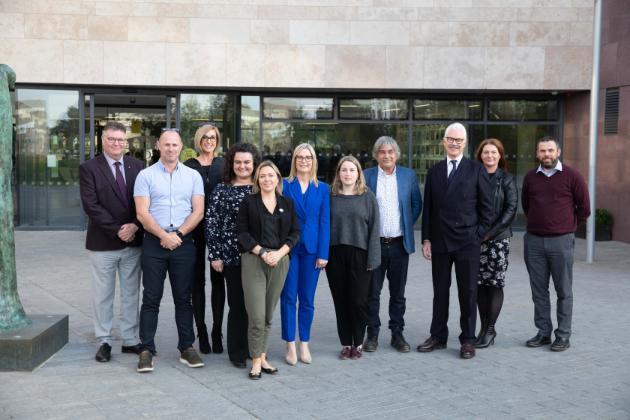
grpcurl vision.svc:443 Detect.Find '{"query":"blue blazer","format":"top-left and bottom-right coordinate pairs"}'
top-left (282, 179), bottom-right (330, 260)
top-left (364, 165), bottom-right (422, 254)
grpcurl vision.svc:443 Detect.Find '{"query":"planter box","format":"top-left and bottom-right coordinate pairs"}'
top-left (576, 222), bottom-right (613, 241)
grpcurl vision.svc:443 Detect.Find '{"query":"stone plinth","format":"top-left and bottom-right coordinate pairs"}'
top-left (0, 315), bottom-right (69, 371)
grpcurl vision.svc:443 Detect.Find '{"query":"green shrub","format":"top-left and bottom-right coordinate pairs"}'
top-left (595, 208), bottom-right (613, 226)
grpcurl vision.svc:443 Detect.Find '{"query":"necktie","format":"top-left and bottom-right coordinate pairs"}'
top-left (114, 162), bottom-right (128, 207)
top-left (447, 160), bottom-right (457, 185)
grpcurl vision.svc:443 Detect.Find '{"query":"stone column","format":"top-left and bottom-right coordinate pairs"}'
top-left (0, 64), bottom-right (30, 331)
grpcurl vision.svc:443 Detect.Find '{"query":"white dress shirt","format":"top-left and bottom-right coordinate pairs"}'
top-left (376, 166), bottom-right (402, 238)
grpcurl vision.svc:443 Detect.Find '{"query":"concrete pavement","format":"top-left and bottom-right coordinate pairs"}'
top-left (1, 231), bottom-right (629, 419)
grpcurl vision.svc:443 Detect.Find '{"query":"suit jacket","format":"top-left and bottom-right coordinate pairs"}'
top-left (236, 193), bottom-right (301, 253)
top-left (421, 157), bottom-right (494, 253)
top-left (364, 165), bottom-right (422, 254)
top-left (79, 154), bottom-right (144, 251)
top-left (282, 179), bottom-right (330, 259)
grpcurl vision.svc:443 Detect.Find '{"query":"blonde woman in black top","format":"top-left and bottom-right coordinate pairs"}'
top-left (237, 161), bottom-right (300, 379)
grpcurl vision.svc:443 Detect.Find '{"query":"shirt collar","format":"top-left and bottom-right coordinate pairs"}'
top-left (377, 165), bottom-right (396, 177)
top-left (536, 160), bottom-right (563, 174)
top-left (103, 153), bottom-right (123, 167)
top-left (446, 155), bottom-right (463, 166)
top-left (156, 160), bottom-right (180, 172)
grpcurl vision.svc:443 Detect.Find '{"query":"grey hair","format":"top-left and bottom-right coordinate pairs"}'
top-left (444, 122), bottom-right (467, 141)
top-left (372, 136), bottom-right (401, 160)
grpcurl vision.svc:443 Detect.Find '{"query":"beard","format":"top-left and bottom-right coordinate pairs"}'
top-left (540, 157), bottom-right (558, 169)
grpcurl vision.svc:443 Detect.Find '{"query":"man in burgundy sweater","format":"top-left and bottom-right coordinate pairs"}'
top-left (522, 136), bottom-right (590, 352)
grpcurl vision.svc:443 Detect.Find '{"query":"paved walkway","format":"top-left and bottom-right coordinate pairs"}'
top-left (2, 231), bottom-right (630, 419)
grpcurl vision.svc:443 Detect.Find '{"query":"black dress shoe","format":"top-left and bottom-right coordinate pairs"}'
top-left (261, 366), bottom-right (278, 374)
top-left (391, 334), bottom-right (411, 353)
top-left (363, 336), bottom-right (378, 352)
top-left (551, 337), bottom-right (570, 352)
top-left (460, 343), bottom-right (475, 359)
top-left (121, 344), bottom-right (142, 355)
top-left (95, 343), bottom-right (112, 362)
top-left (249, 370), bottom-right (262, 380)
top-left (526, 333), bottom-right (551, 347)
top-left (417, 337), bottom-right (447, 353)
top-left (231, 360), bottom-right (247, 369)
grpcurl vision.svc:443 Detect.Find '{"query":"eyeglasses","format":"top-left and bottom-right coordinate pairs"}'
top-left (201, 135), bottom-right (217, 142)
top-left (296, 156), bottom-right (313, 161)
top-left (161, 127), bottom-right (180, 133)
top-left (445, 137), bottom-right (465, 144)
top-left (104, 137), bottom-right (126, 144)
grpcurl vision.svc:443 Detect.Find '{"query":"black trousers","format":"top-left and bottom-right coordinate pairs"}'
top-left (139, 233), bottom-right (195, 353)
top-left (430, 242), bottom-right (480, 344)
top-left (367, 239), bottom-right (409, 338)
top-left (327, 245), bottom-right (371, 347)
top-left (191, 226), bottom-right (225, 333)
top-left (223, 265), bottom-right (249, 363)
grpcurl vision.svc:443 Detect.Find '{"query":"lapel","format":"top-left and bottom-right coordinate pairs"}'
top-left (446, 157), bottom-right (468, 195)
top-left (395, 166), bottom-right (404, 209)
top-left (288, 179), bottom-right (308, 220)
top-left (122, 156), bottom-right (138, 204)
top-left (96, 154), bottom-right (128, 207)
top-left (367, 168), bottom-right (377, 194)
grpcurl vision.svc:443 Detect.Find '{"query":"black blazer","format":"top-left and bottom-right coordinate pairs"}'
top-left (421, 157), bottom-right (494, 253)
top-left (79, 154), bottom-right (144, 251)
top-left (484, 168), bottom-right (518, 241)
top-left (236, 193), bottom-right (300, 253)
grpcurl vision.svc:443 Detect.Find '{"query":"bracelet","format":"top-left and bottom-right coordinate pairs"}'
top-left (175, 230), bottom-right (184, 239)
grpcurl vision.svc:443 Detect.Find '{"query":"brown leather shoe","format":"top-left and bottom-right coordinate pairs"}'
top-left (417, 337), bottom-right (447, 352)
top-left (460, 342), bottom-right (475, 359)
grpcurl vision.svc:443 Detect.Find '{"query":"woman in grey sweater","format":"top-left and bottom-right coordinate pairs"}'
top-left (326, 156), bottom-right (380, 361)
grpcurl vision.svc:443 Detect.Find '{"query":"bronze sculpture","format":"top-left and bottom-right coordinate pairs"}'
top-left (0, 64), bottom-right (30, 331)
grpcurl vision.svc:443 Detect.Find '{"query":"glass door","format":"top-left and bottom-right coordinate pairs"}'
top-left (84, 93), bottom-right (172, 167)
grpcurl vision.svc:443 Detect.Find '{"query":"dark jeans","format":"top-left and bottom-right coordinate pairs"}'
top-left (191, 226), bottom-right (225, 333)
top-left (524, 232), bottom-right (574, 339)
top-left (223, 265), bottom-right (249, 363)
top-left (430, 242), bottom-right (480, 344)
top-left (139, 233), bottom-right (196, 353)
top-left (367, 239), bottom-right (409, 338)
top-left (327, 245), bottom-right (371, 347)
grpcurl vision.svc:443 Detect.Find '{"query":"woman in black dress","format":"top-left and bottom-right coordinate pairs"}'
top-left (474, 138), bottom-right (518, 348)
top-left (205, 143), bottom-right (261, 368)
top-left (184, 124), bottom-right (225, 354)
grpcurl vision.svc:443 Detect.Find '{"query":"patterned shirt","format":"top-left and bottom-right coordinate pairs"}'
top-left (376, 166), bottom-right (402, 238)
top-left (205, 183), bottom-right (253, 267)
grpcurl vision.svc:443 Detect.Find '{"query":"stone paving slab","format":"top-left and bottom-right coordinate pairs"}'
top-left (1, 231), bottom-right (629, 419)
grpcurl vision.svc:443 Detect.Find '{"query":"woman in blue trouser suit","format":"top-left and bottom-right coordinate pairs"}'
top-left (280, 143), bottom-right (330, 365)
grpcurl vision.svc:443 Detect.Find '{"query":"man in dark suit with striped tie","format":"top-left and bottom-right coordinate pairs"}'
top-left (79, 121), bottom-right (145, 363)
top-left (417, 122), bottom-right (493, 359)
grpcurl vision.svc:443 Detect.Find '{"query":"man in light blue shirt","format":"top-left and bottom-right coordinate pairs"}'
top-left (133, 129), bottom-right (205, 373)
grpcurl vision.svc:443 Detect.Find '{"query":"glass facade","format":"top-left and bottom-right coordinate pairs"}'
top-left (15, 89), bottom-right (82, 228)
top-left (12, 88), bottom-right (562, 229)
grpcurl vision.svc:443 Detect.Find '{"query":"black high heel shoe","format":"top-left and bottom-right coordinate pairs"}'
top-left (249, 370), bottom-right (262, 380)
top-left (198, 326), bottom-right (211, 354)
top-left (261, 366), bottom-right (278, 374)
top-left (475, 324), bottom-right (497, 349)
top-left (211, 327), bottom-right (223, 354)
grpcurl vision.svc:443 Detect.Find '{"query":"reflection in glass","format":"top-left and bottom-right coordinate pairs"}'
top-left (413, 99), bottom-right (482, 120)
top-left (15, 89), bottom-right (81, 227)
top-left (262, 122), bottom-right (408, 182)
top-left (263, 97), bottom-right (333, 120)
top-left (488, 99), bottom-right (558, 121)
top-left (179, 94), bottom-right (236, 159)
top-left (339, 98), bottom-right (408, 120)
top-left (241, 96), bottom-right (260, 144)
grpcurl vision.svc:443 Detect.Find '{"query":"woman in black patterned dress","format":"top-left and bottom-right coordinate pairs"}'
top-left (474, 138), bottom-right (518, 348)
top-left (205, 143), bottom-right (261, 368)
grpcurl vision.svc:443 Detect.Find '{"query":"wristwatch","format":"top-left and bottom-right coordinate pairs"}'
top-left (258, 248), bottom-right (267, 258)
top-left (175, 229), bottom-right (184, 239)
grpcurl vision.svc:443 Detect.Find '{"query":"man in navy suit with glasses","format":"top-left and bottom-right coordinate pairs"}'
top-left (417, 122), bottom-right (493, 359)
